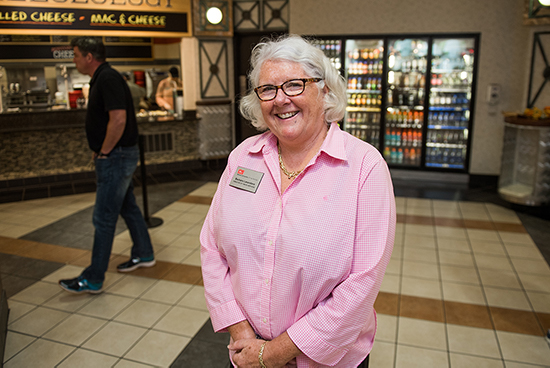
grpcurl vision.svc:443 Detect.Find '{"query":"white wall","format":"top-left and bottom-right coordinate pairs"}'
top-left (289, 0), bottom-right (545, 176)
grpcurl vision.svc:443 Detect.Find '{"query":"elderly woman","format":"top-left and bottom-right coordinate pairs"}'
top-left (200, 35), bottom-right (395, 368)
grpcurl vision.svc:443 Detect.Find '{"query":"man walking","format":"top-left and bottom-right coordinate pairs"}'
top-left (59, 37), bottom-right (155, 294)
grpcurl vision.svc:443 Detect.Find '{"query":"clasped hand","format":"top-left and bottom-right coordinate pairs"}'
top-left (228, 338), bottom-right (266, 368)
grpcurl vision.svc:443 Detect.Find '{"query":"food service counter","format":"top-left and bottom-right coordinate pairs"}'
top-left (0, 109), bottom-right (201, 181)
top-left (498, 117), bottom-right (550, 206)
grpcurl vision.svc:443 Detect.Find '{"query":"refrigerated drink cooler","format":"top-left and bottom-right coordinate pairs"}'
top-left (313, 34), bottom-right (479, 173)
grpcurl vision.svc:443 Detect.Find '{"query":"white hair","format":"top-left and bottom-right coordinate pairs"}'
top-left (239, 34), bottom-right (347, 131)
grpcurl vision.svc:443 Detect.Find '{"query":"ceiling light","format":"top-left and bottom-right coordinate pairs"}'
top-left (206, 7), bottom-right (223, 25)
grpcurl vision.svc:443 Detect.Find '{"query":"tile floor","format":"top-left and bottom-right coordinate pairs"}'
top-left (0, 173), bottom-right (549, 368)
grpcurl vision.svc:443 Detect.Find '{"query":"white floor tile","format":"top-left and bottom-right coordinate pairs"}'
top-left (484, 287), bottom-right (532, 311)
top-left (447, 324), bottom-right (501, 358)
top-left (401, 277), bottom-right (442, 300)
top-left (397, 317), bottom-right (447, 350)
top-left (141, 279), bottom-right (193, 305)
top-left (82, 321), bottom-right (148, 357)
top-left (8, 306), bottom-right (70, 337)
top-left (77, 293), bottom-right (134, 319)
top-left (57, 348), bottom-right (119, 367)
top-left (497, 331), bottom-right (550, 366)
top-left (153, 305), bottom-right (210, 337)
top-left (442, 282), bottom-right (486, 305)
top-left (6, 301), bottom-right (36, 324)
top-left (177, 285), bottom-right (208, 311)
top-left (449, 353), bottom-right (504, 368)
top-left (114, 299), bottom-right (171, 328)
top-left (43, 313), bottom-right (106, 346)
top-left (10, 281), bottom-right (63, 305)
top-left (3, 331), bottom-right (36, 362)
top-left (375, 314), bottom-right (397, 343)
top-left (3, 338), bottom-right (75, 368)
top-left (369, 340), bottom-right (395, 368)
top-left (106, 275), bottom-right (156, 298)
top-left (395, 345), bottom-right (449, 368)
top-left (124, 330), bottom-right (190, 367)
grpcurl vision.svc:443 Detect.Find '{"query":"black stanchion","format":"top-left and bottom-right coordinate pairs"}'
top-left (138, 135), bottom-right (163, 228)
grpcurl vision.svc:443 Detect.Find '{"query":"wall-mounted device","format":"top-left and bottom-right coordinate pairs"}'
top-left (487, 83), bottom-right (501, 105)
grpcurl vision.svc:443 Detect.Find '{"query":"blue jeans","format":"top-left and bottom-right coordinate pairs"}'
top-left (82, 144), bottom-right (154, 283)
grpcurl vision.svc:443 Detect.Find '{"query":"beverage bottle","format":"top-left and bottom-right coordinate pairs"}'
top-left (442, 149), bottom-right (449, 164)
top-left (410, 148), bottom-right (417, 165)
top-left (449, 149), bottom-right (457, 165)
top-left (397, 148), bottom-right (404, 164)
top-left (384, 146), bottom-right (390, 160)
top-left (391, 148), bottom-right (397, 163)
top-left (385, 129), bottom-right (391, 147)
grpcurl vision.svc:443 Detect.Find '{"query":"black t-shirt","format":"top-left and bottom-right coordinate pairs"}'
top-left (85, 62), bottom-right (138, 152)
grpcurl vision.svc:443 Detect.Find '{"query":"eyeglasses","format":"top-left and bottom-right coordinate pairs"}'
top-left (254, 78), bottom-right (322, 101)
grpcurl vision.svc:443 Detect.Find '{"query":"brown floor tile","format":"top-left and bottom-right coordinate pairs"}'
top-left (396, 214), bottom-right (406, 224)
top-left (0, 236), bottom-right (35, 256)
top-left (21, 242), bottom-right (88, 264)
top-left (490, 306), bottom-right (545, 336)
top-left (434, 218), bottom-right (465, 228)
top-left (403, 215), bottom-right (434, 226)
top-left (122, 260), bottom-right (176, 279)
top-left (69, 252), bottom-right (93, 267)
top-left (536, 312), bottom-right (550, 333)
top-left (445, 300), bottom-right (493, 329)
top-left (493, 222), bottom-right (527, 233)
top-left (162, 263), bottom-right (203, 285)
top-left (400, 294), bottom-right (445, 323)
top-left (374, 291), bottom-right (399, 316)
top-left (106, 254), bottom-right (129, 272)
top-left (462, 219), bottom-right (495, 230)
top-left (179, 195), bottom-right (212, 205)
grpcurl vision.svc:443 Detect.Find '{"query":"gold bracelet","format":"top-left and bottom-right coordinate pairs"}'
top-left (258, 341), bottom-right (267, 368)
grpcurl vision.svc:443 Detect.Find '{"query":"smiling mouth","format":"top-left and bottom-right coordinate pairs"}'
top-left (277, 111), bottom-right (298, 119)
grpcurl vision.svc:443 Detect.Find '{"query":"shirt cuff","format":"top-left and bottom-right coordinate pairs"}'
top-left (286, 318), bottom-right (348, 366)
top-left (209, 299), bottom-right (248, 333)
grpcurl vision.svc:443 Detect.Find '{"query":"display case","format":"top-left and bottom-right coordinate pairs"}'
top-left (498, 117), bottom-right (550, 206)
top-left (344, 38), bottom-right (384, 149)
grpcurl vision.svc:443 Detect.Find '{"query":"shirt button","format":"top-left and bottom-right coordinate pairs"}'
top-left (263, 318), bottom-right (267, 323)
top-left (268, 240), bottom-right (273, 246)
top-left (265, 278), bottom-right (269, 285)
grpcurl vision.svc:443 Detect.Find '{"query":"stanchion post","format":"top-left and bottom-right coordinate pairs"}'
top-left (138, 135), bottom-right (163, 228)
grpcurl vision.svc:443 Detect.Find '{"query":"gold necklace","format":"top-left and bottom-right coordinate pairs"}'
top-left (278, 145), bottom-right (304, 180)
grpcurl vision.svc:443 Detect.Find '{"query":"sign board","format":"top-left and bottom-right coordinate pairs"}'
top-left (0, 0), bottom-right (191, 37)
top-left (0, 35), bottom-right (154, 61)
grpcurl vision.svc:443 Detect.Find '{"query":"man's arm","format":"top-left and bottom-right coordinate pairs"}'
top-left (98, 109), bottom-right (126, 155)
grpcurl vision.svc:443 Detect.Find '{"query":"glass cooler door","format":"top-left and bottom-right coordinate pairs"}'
top-left (344, 38), bottom-right (385, 149)
top-left (426, 38), bottom-right (475, 170)
top-left (383, 38), bottom-right (428, 167)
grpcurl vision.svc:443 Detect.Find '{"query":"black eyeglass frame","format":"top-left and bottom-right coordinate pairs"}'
top-left (254, 78), bottom-right (322, 101)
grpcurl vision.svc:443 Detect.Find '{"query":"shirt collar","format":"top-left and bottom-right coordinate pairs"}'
top-left (248, 122), bottom-right (348, 162)
top-left (89, 62), bottom-right (110, 86)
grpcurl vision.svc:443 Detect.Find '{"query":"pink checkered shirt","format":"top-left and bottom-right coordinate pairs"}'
top-left (200, 123), bottom-right (395, 367)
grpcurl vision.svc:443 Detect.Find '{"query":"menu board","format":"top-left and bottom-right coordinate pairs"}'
top-left (0, 1), bottom-right (190, 37)
top-left (0, 35), bottom-right (154, 61)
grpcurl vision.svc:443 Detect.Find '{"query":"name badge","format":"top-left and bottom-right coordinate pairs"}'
top-left (229, 167), bottom-right (264, 193)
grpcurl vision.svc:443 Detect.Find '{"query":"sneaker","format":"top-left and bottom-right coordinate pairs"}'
top-left (59, 276), bottom-right (103, 294)
top-left (117, 256), bottom-right (156, 272)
